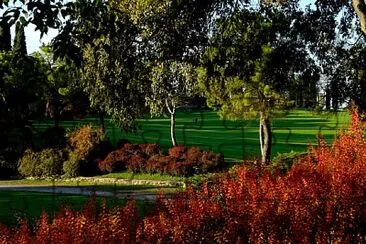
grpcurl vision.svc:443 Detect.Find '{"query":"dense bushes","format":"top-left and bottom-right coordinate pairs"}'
top-left (99, 144), bottom-right (224, 176)
top-left (18, 148), bottom-right (66, 177)
top-left (63, 125), bottom-right (112, 177)
top-left (17, 125), bottom-right (112, 178)
top-left (2, 109), bottom-right (365, 242)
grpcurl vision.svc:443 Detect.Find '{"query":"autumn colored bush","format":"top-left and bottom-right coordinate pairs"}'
top-left (67, 125), bottom-right (104, 160)
top-left (0, 198), bottom-right (140, 243)
top-left (64, 125), bottom-right (110, 176)
top-left (4, 109), bottom-right (365, 243)
top-left (99, 144), bottom-right (223, 176)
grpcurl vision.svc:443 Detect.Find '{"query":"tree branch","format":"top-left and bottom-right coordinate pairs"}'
top-left (353, 0), bottom-right (366, 36)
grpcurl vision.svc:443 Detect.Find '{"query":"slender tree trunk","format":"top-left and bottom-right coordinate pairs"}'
top-left (259, 111), bottom-right (272, 165)
top-left (170, 112), bottom-right (177, 146)
top-left (166, 99), bottom-right (177, 146)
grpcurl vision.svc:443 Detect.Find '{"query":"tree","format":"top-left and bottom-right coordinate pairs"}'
top-left (198, 6), bottom-right (315, 164)
top-left (65, 0), bottom-right (148, 131)
top-left (13, 22), bottom-right (27, 55)
top-left (146, 61), bottom-right (196, 146)
top-left (113, 0), bottom-right (218, 143)
top-left (33, 45), bottom-right (89, 125)
top-left (0, 19), bottom-right (11, 51)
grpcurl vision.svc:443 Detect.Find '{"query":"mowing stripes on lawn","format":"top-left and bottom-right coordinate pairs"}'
top-left (32, 109), bottom-right (350, 160)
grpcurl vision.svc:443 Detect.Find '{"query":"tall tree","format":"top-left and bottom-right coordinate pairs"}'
top-left (113, 0), bottom-right (219, 142)
top-left (13, 22), bottom-right (27, 55)
top-left (0, 20), bottom-right (11, 51)
top-left (198, 6), bottom-right (314, 164)
top-left (54, 0), bottom-right (147, 131)
top-left (146, 61), bottom-right (196, 146)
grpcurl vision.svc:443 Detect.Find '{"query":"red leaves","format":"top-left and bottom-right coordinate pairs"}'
top-left (1, 109), bottom-right (366, 242)
top-left (99, 144), bottom-right (223, 176)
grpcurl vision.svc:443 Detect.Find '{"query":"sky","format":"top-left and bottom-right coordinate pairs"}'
top-left (16, 24), bottom-right (58, 54)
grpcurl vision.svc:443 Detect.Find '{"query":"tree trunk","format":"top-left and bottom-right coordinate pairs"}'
top-left (170, 112), bottom-right (177, 146)
top-left (259, 111), bottom-right (272, 165)
top-left (353, 0), bottom-right (366, 36)
top-left (165, 99), bottom-right (177, 146)
top-left (99, 110), bottom-right (105, 134)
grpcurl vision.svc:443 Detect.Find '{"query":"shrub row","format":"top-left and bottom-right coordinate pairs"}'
top-left (99, 144), bottom-right (224, 176)
top-left (17, 125), bottom-right (111, 178)
top-left (1, 109), bottom-right (365, 242)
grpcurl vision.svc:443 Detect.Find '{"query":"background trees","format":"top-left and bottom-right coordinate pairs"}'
top-left (0, 0), bottom-right (365, 163)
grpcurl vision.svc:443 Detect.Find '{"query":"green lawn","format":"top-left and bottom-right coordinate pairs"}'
top-left (32, 109), bottom-right (350, 160)
top-left (0, 190), bottom-right (154, 226)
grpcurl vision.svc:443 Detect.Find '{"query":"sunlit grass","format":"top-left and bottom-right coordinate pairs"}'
top-left (32, 109), bottom-right (350, 160)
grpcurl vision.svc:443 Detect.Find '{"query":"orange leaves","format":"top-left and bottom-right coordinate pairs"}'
top-left (1, 109), bottom-right (366, 242)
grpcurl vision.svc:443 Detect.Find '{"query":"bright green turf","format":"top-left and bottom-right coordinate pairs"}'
top-left (0, 190), bottom-right (152, 226)
top-left (32, 109), bottom-right (350, 160)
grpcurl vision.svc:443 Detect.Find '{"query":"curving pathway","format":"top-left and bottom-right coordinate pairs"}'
top-left (0, 185), bottom-right (159, 201)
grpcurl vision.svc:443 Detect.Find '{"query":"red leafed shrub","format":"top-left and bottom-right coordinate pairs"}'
top-left (136, 108), bottom-right (366, 243)
top-left (126, 154), bottom-right (146, 173)
top-left (140, 144), bottom-right (162, 157)
top-left (100, 143), bottom-right (223, 176)
top-left (1, 107), bottom-right (366, 243)
top-left (145, 155), bottom-right (171, 174)
top-left (98, 150), bottom-right (129, 173)
top-left (168, 145), bottom-right (187, 158)
top-left (2, 109), bottom-right (365, 242)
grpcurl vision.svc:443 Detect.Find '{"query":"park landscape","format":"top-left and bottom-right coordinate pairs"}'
top-left (0, 0), bottom-right (365, 243)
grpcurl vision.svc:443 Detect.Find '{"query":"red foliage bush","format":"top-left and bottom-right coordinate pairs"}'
top-left (99, 143), bottom-right (223, 176)
top-left (168, 145), bottom-right (187, 159)
top-left (10, 109), bottom-right (362, 242)
top-left (98, 150), bottom-right (129, 173)
top-left (0, 199), bottom-right (140, 243)
top-left (1, 109), bottom-right (365, 242)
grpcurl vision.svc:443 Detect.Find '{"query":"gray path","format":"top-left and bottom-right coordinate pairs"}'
top-left (0, 185), bottom-right (158, 201)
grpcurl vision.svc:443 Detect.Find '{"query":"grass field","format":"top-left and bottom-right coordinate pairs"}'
top-left (32, 109), bottom-right (350, 160)
top-left (0, 190), bottom-right (154, 226)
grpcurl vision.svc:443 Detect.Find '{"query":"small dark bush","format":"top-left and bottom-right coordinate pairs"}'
top-left (272, 151), bottom-right (308, 173)
top-left (126, 154), bottom-right (146, 173)
top-left (140, 144), bottom-right (162, 157)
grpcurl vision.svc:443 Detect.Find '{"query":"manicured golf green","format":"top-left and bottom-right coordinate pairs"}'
top-left (32, 109), bottom-right (350, 160)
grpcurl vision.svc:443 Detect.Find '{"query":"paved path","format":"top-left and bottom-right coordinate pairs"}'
top-left (0, 185), bottom-right (159, 201)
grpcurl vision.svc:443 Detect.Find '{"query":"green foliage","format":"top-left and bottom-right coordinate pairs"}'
top-left (62, 151), bottom-right (80, 178)
top-left (18, 148), bottom-right (66, 178)
top-left (271, 151), bottom-right (308, 173)
top-left (0, 20), bottom-right (11, 51)
top-left (13, 22), bottom-right (27, 55)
